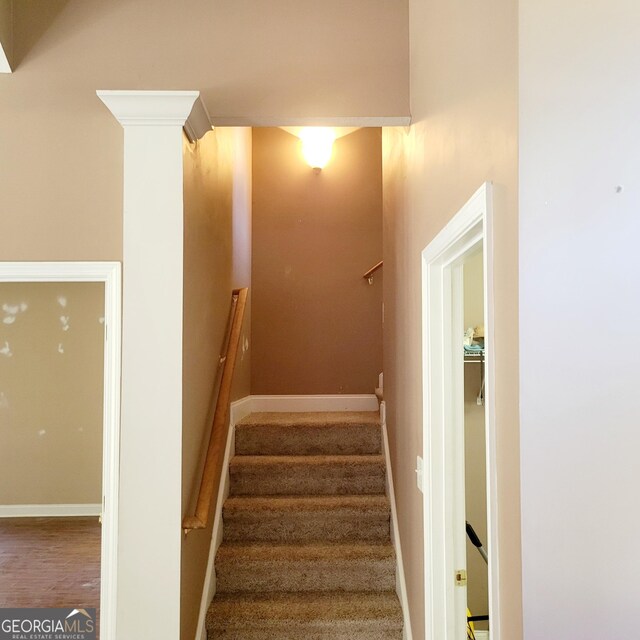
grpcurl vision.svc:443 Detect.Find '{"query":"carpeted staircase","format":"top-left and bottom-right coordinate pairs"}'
top-left (206, 411), bottom-right (404, 639)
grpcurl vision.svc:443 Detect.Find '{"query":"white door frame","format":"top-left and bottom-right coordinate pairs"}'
top-left (0, 261), bottom-right (122, 640)
top-left (422, 183), bottom-right (499, 640)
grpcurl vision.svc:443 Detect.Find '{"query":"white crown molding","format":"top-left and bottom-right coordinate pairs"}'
top-left (184, 96), bottom-right (214, 142)
top-left (97, 90), bottom-right (199, 127)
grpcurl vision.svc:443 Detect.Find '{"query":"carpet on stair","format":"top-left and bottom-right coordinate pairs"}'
top-left (206, 411), bottom-right (403, 640)
top-left (207, 591), bottom-right (403, 640)
top-left (222, 494), bottom-right (391, 543)
top-left (235, 411), bottom-right (382, 456)
top-left (229, 454), bottom-right (386, 495)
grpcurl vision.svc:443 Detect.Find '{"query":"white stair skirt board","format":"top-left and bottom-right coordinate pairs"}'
top-left (195, 396), bottom-right (253, 640)
top-left (0, 504), bottom-right (102, 518)
top-left (380, 401), bottom-right (413, 640)
top-left (249, 394), bottom-right (379, 413)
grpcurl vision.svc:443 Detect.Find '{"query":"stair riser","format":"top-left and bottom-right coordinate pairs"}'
top-left (223, 512), bottom-right (390, 543)
top-left (235, 425), bottom-right (382, 456)
top-left (229, 465), bottom-right (386, 496)
top-left (209, 629), bottom-right (402, 640)
top-left (216, 558), bottom-right (396, 593)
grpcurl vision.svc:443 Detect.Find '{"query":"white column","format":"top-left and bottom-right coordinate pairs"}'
top-left (97, 90), bottom-right (198, 640)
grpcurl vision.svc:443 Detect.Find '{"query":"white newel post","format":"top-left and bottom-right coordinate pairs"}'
top-left (97, 91), bottom-right (198, 640)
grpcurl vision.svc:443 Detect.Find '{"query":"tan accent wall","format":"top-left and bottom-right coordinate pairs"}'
top-left (251, 127), bottom-right (382, 395)
top-left (381, 0), bottom-right (521, 636)
top-left (0, 0), bottom-right (407, 263)
top-left (0, 282), bottom-right (104, 505)
top-left (181, 127), bottom-right (252, 640)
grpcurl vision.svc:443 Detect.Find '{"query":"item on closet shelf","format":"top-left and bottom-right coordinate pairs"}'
top-left (474, 325), bottom-right (484, 338)
top-left (464, 343), bottom-right (483, 353)
top-left (464, 327), bottom-right (475, 347)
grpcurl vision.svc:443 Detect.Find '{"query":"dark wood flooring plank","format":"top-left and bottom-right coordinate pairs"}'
top-left (0, 517), bottom-right (101, 635)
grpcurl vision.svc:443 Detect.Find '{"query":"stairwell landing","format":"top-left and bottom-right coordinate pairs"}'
top-left (205, 410), bottom-right (404, 639)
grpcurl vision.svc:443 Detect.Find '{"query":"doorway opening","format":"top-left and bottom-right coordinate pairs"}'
top-left (463, 247), bottom-right (489, 640)
top-left (421, 183), bottom-right (499, 640)
top-left (0, 262), bottom-right (121, 640)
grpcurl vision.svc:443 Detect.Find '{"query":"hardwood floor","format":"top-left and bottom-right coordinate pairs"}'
top-left (0, 517), bottom-right (101, 630)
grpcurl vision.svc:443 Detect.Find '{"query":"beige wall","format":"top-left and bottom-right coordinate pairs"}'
top-left (381, 0), bottom-right (520, 636)
top-left (0, 281), bottom-right (104, 505)
top-left (463, 253), bottom-right (489, 624)
top-left (519, 0), bottom-right (640, 637)
top-left (181, 127), bottom-right (252, 640)
top-left (0, 0), bottom-right (407, 263)
top-left (251, 127), bottom-right (383, 395)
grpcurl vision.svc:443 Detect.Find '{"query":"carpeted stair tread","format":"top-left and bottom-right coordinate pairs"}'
top-left (230, 454), bottom-right (385, 467)
top-left (215, 542), bottom-right (396, 593)
top-left (223, 494), bottom-right (390, 513)
top-left (238, 411), bottom-right (381, 428)
top-left (207, 628), bottom-right (401, 640)
top-left (217, 541), bottom-right (395, 559)
top-left (206, 591), bottom-right (403, 637)
top-left (223, 495), bottom-right (390, 543)
top-left (229, 455), bottom-right (386, 495)
top-left (235, 411), bottom-right (381, 456)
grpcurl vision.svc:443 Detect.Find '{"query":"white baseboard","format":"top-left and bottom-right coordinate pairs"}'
top-left (381, 402), bottom-right (413, 640)
top-left (249, 394), bottom-right (379, 412)
top-left (0, 503), bottom-right (102, 518)
top-left (195, 396), bottom-right (251, 640)
top-left (229, 395), bottom-right (254, 424)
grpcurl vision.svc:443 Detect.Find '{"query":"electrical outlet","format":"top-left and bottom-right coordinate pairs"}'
top-left (416, 456), bottom-right (424, 493)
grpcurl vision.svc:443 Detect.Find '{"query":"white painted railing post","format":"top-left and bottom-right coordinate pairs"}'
top-left (97, 90), bottom-right (198, 640)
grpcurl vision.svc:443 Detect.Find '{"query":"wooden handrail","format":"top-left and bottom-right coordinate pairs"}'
top-left (183, 287), bottom-right (249, 533)
top-left (363, 260), bottom-right (383, 284)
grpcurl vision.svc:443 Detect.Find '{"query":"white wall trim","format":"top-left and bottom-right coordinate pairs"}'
top-left (230, 396), bottom-right (255, 424)
top-left (380, 402), bottom-right (413, 640)
top-left (0, 260), bottom-right (121, 640)
top-left (97, 90), bottom-right (199, 126)
top-left (195, 396), bottom-right (253, 640)
top-left (248, 394), bottom-right (379, 412)
top-left (0, 45), bottom-right (10, 73)
top-left (98, 90), bottom-right (212, 143)
top-left (209, 115), bottom-right (412, 127)
top-left (0, 261), bottom-right (120, 282)
top-left (184, 96), bottom-right (214, 143)
top-left (0, 0), bottom-right (12, 73)
top-left (0, 504), bottom-right (102, 518)
top-left (421, 182), bottom-right (500, 640)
